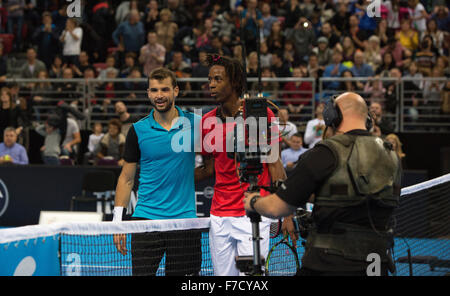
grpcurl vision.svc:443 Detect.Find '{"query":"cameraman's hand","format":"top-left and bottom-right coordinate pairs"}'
top-left (282, 215), bottom-right (299, 248)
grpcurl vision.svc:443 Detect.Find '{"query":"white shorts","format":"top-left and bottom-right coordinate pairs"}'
top-left (209, 214), bottom-right (271, 276)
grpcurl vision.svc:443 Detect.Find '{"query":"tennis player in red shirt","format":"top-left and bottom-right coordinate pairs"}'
top-left (195, 54), bottom-right (288, 275)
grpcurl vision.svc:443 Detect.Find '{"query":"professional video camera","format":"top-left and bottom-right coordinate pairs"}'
top-left (227, 95), bottom-right (272, 189)
top-left (229, 95), bottom-right (274, 275)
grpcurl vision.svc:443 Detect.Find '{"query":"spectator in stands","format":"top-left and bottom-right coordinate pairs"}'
top-left (307, 53), bottom-right (323, 82)
top-left (380, 36), bottom-right (410, 69)
top-left (54, 68), bottom-right (79, 101)
top-left (396, 18), bottom-right (419, 53)
top-left (209, 35), bottom-right (231, 58)
top-left (154, 8), bottom-right (178, 53)
top-left (97, 55), bottom-right (119, 80)
top-left (240, 0), bottom-right (263, 53)
top-left (304, 102), bottom-right (325, 148)
top-left (323, 49), bottom-right (347, 91)
top-left (364, 35), bottom-right (382, 73)
top-left (298, 0), bottom-right (316, 20)
top-left (351, 50), bottom-right (374, 77)
top-left (59, 18), bottom-right (83, 66)
top-left (191, 49), bottom-right (210, 94)
top-left (286, 16), bottom-right (316, 63)
top-left (415, 35), bottom-right (438, 77)
top-left (284, 0), bottom-right (304, 29)
top-left (339, 69), bottom-right (359, 92)
top-left (348, 14), bottom-right (367, 50)
top-left (259, 41), bottom-right (272, 69)
top-left (266, 20), bottom-right (284, 52)
top-left (51, 4), bottom-right (68, 36)
top-left (251, 67), bottom-right (280, 104)
top-left (115, 1), bottom-right (140, 26)
top-left (31, 70), bottom-right (53, 121)
top-left (404, 61), bottom-right (424, 90)
top-left (211, 10), bottom-right (235, 44)
top-left (167, 51), bottom-right (190, 76)
top-left (436, 56), bottom-right (449, 77)
top-left (120, 52), bottom-right (138, 78)
top-left (21, 47), bottom-right (47, 79)
top-left (112, 9), bottom-right (145, 55)
top-left (143, 0), bottom-right (159, 32)
top-left (139, 31), bottom-right (166, 77)
top-left (276, 108), bottom-right (298, 150)
top-left (32, 11), bottom-right (60, 68)
top-left (408, 0), bottom-right (428, 34)
top-left (430, 5), bottom-right (450, 32)
top-left (270, 50), bottom-right (291, 86)
top-left (167, 0), bottom-right (193, 28)
top-left (318, 22), bottom-right (339, 49)
top-left (374, 18), bottom-right (389, 48)
top-left (281, 132), bottom-right (308, 172)
top-left (0, 88), bottom-right (28, 141)
top-left (123, 67), bottom-right (147, 114)
top-left (330, 2), bottom-right (350, 37)
top-left (355, 0), bottom-right (378, 36)
top-left (282, 66), bottom-right (313, 114)
top-left (261, 2), bottom-right (278, 38)
top-left (376, 51), bottom-right (396, 77)
top-left (6, 0), bottom-right (26, 52)
top-left (84, 122), bottom-right (104, 165)
top-left (312, 36), bottom-right (332, 68)
top-left (61, 115), bottom-right (82, 160)
top-left (246, 51), bottom-right (259, 81)
top-left (0, 127), bottom-right (28, 165)
top-left (35, 116), bottom-right (61, 165)
top-left (425, 19), bottom-right (445, 56)
top-left (364, 75), bottom-right (386, 102)
top-left (423, 67), bottom-right (445, 110)
top-left (49, 55), bottom-right (64, 78)
top-left (95, 118), bottom-right (125, 166)
top-left (71, 51), bottom-right (92, 78)
top-left (98, 68), bottom-right (120, 104)
top-left (385, 133), bottom-right (406, 167)
top-left (384, 0), bottom-right (401, 32)
top-left (115, 100), bottom-right (141, 136)
top-left (339, 36), bottom-right (357, 66)
top-left (369, 102), bottom-right (395, 136)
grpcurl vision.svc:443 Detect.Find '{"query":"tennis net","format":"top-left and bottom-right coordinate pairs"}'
top-left (0, 174), bottom-right (449, 276)
top-left (393, 173), bottom-right (450, 276)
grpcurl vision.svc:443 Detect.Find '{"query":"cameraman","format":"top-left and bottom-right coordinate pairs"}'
top-left (244, 92), bottom-right (402, 276)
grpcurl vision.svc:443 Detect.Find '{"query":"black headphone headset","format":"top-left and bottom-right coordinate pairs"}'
top-left (322, 95), bottom-right (373, 131)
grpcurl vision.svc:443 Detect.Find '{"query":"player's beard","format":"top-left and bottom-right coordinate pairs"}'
top-left (151, 97), bottom-right (174, 113)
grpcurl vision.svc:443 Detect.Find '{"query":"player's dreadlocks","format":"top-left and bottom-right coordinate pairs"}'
top-left (206, 54), bottom-right (246, 98)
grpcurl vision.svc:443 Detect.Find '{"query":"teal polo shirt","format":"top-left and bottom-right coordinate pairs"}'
top-left (131, 106), bottom-right (200, 220)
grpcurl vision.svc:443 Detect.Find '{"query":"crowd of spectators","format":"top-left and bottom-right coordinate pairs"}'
top-left (0, 0), bottom-right (448, 165)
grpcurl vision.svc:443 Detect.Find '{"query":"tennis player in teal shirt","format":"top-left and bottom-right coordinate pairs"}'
top-left (113, 67), bottom-right (202, 275)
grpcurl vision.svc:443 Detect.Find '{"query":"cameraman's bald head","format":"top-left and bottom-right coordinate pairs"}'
top-left (335, 92), bottom-right (368, 131)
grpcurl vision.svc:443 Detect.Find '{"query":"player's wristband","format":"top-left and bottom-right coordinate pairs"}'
top-left (113, 207), bottom-right (126, 222)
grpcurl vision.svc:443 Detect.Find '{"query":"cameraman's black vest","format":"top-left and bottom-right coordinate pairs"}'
top-left (315, 134), bottom-right (400, 208)
top-left (306, 134), bottom-right (401, 263)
